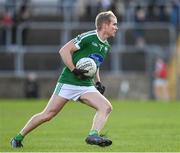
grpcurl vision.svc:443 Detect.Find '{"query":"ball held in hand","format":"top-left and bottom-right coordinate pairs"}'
top-left (76, 57), bottom-right (97, 77)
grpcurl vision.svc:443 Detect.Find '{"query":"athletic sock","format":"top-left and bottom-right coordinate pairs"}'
top-left (15, 133), bottom-right (24, 141)
top-left (89, 130), bottom-right (99, 136)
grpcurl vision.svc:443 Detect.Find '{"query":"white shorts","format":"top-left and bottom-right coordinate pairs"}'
top-left (53, 83), bottom-right (99, 101)
top-left (154, 78), bottom-right (167, 86)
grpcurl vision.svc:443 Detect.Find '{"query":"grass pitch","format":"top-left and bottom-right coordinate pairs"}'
top-left (0, 99), bottom-right (180, 152)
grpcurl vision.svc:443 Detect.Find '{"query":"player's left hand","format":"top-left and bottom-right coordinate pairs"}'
top-left (95, 82), bottom-right (105, 95)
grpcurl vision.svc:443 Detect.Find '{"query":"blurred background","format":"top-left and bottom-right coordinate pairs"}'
top-left (0, 0), bottom-right (179, 100)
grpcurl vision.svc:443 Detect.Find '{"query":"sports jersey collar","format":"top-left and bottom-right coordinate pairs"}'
top-left (95, 30), bottom-right (107, 44)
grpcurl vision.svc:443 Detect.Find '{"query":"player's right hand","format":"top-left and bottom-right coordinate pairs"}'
top-left (72, 68), bottom-right (89, 80)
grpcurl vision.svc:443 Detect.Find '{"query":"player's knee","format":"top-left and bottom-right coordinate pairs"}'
top-left (44, 115), bottom-right (52, 122)
top-left (106, 104), bottom-right (113, 114)
top-left (101, 104), bottom-right (112, 115)
top-left (42, 111), bottom-right (56, 122)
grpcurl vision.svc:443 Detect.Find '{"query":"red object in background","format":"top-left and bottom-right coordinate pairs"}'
top-left (155, 59), bottom-right (167, 79)
top-left (0, 13), bottom-right (13, 26)
top-left (159, 64), bottom-right (167, 78)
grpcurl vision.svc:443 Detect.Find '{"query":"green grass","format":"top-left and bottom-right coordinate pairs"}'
top-left (0, 99), bottom-right (180, 152)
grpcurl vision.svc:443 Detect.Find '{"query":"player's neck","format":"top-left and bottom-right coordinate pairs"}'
top-left (96, 30), bottom-right (108, 41)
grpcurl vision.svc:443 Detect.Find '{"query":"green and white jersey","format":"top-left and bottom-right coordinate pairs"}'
top-left (58, 30), bottom-right (110, 86)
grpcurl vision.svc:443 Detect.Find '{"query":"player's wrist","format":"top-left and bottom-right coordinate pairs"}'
top-left (72, 68), bottom-right (79, 75)
top-left (96, 81), bottom-right (101, 85)
top-left (70, 66), bottom-right (76, 72)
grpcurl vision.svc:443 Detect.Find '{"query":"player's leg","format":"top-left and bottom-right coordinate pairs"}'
top-left (162, 83), bottom-right (169, 101)
top-left (154, 83), bottom-right (161, 100)
top-left (80, 92), bottom-right (112, 132)
top-left (21, 94), bottom-right (68, 136)
top-left (158, 85), bottom-right (165, 100)
top-left (80, 92), bottom-right (113, 147)
top-left (11, 94), bottom-right (68, 148)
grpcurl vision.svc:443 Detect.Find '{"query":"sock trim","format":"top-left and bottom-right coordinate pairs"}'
top-left (89, 130), bottom-right (99, 136)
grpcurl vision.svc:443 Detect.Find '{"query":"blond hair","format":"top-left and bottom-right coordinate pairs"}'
top-left (95, 11), bottom-right (116, 30)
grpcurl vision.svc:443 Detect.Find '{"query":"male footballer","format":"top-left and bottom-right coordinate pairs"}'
top-left (11, 10), bottom-right (118, 147)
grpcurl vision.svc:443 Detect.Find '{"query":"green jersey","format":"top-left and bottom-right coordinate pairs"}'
top-left (58, 30), bottom-right (110, 86)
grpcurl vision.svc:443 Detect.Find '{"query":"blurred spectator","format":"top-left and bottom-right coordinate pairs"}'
top-left (82, 0), bottom-right (119, 22)
top-left (134, 6), bottom-right (146, 48)
top-left (24, 73), bottom-right (39, 98)
top-left (146, 3), bottom-right (169, 22)
top-left (98, 0), bottom-right (112, 11)
top-left (170, 0), bottom-right (180, 28)
top-left (96, 0), bottom-right (123, 22)
top-left (0, 10), bottom-right (14, 45)
top-left (0, 0), bottom-right (31, 44)
top-left (115, 0), bottom-right (125, 21)
top-left (0, 11), bottom-right (14, 26)
top-left (74, 0), bottom-right (87, 21)
top-left (158, 5), bottom-right (169, 22)
top-left (16, 0), bottom-right (30, 23)
top-left (82, 0), bottom-right (100, 21)
top-left (153, 58), bottom-right (169, 101)
top-left (15, 0), bottom-right (30, 44)
top-left (5, 0), bottom-right (16, 17)
top-left (146, 3), bottom-right (156, 21)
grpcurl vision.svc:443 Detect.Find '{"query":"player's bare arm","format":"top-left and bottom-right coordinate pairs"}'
top-left (95, 68), bottom-right (101, 82)
top-left (59, 40), bottom-right (78, 71)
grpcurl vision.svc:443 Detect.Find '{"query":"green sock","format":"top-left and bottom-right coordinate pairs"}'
top-left (15, 133), bottom-right (24, 141)
top-left (89, 130), bottom-right (99, 136)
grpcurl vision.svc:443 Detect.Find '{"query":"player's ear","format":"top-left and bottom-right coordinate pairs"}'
top-left (101, 22), bottom-right (106, 29)
top-left (104, 22), bottom-right (110, 30)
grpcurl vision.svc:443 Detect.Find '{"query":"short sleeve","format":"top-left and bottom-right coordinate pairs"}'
top-left (73, 34), bottom-right (89, 49)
